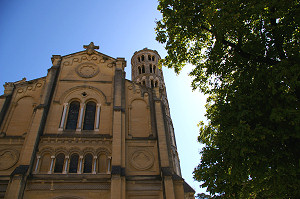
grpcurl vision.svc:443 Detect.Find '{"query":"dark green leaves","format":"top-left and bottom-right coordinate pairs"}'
top-left (156, 0), bottom-right (300, 198)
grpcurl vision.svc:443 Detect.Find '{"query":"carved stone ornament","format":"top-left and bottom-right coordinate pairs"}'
top-left (0, 149), bottom-right (19, 170)
top-left (76, 62), bottom-right (99, 78)
top-left (130, 150), bottom-right (154, 170)
top-left (83, 42), bottom-right (99, 55)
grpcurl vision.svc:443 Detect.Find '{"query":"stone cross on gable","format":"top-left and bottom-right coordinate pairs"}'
top-left (83, 42), bottom-right (99, 55)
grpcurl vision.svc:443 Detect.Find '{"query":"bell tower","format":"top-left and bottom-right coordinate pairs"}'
top-left (131, 48), bottom-right (183, 178)
top-left (131, 48), bottom-right (165, 90)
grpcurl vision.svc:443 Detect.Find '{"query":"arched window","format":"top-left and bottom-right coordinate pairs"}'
top-left (98, 154), bottom-right (107, 173)
top-left (155, 81), bottom-right (158, 87)
top-left (142, 65), bottom-right (145, 73)
top-left (138, 66), bottom-right (141, 74)
top-left (39, 153), bottom-right (51, 173)
top-left (148, 55), bottom-right (151, 60)
top-left (69, 154), bottom-right (79, 173)
top-left (83, 101), bottom-right (96, 130)
top-left (151, 80), bottom-right (154, 88)
top-left (152, 56), bottom-right (155, 61)
top-left (83, 153), bottom-right (93, 173)
top-left (138, 57), bottom-right (140, 62)
top-left (65, 101), bottom-right (80, 130)
top-left (149, 64), bottom-right (153, 73)
top-left (141, 55), bottom-right (144, 61)
top-left (54, 153), bottom-right (65, 173)
top-left (153, 65), bottom-right (156, 74)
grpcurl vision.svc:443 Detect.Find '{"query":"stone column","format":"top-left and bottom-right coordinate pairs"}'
top-left (48, 156), bottom-right (55, 174)
top-left (107, 156), bottom-right (112, 174)
top-left (76, 103), bottom-right (85, 131)
top-left (77, 156), bottom-right (83, 174)
top-left (92, 156), bottom-right (97, 174)
top-left (63, 156), bottom-right (69, 174)
top-left (33, 155), bottom-right (41, 174)
top-left (58, 103), bottom-right (68, 131)
top-left (95, 104), bottom-right (101, 131)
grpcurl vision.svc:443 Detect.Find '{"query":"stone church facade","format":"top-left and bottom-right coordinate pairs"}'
top-left (0, 43), bottom-right (195, 199)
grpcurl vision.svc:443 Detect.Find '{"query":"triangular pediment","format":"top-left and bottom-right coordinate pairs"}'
top-left (58, 49), bottom-right (118, 82)
top-left (62, 49), bottom-right (116, 62)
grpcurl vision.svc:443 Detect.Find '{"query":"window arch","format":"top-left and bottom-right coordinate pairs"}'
top-left (151, 80), bottom-right (154, 88)
top-left (153, 65), bottom-right (156, 74)
top-left (65, 101), bottom-right (80, 130)
top-left (54, 153), bottom-right (65, 173)
top-left (83, 153), bottom-right (93, 173)
top-left (83, 101), bottom-right (96, 130)
top-left (148, 55), bottom-right (151, 60)
top-left (142, 65), bottom-right (145, 73)
top-left (141, 55), bottom-right (144, 61)
top-left (149, 64), bottom-right (153, 73)
top-left (138, 66), bottom-right (141, 74)
top-left (152, 56), bottom-right (155, 61)
top-left (39, 153), bottom-right (51, 173)
top-left (69, 153), bottom-right (79, 173)
top-left (98, 154), bottom-right (107, 173)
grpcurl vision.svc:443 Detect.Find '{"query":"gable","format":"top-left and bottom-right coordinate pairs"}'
top-left (58, 51), bottom-right (116, 82)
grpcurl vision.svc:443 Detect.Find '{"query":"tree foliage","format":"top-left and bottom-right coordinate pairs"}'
top-left (156, 0), bottom-right (300, 198)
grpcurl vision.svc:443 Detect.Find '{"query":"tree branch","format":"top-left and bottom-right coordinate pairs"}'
top-left (200, 25), bottom-right (280, 65)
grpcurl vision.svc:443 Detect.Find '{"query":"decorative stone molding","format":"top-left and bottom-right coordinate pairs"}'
top-left (76, 62), bottom-right (99, 78)
top-left (83, 42), bottom-right (99, 55)
top-left (130, 150), bottom-right (154, 171)
top-left (0, 148), bottom-right (19, 170)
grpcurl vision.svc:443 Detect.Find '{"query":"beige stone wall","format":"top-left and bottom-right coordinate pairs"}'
top-left (0, 78), bottom-right (45, 137)
top-left (44, 52), bottom-right (115, 135)
top-left (0, 138), bottom-right (24, 176)
top-left (23, 189), bottom-right (110, 199)
top-left (0, 97), bottom-right (5, 111)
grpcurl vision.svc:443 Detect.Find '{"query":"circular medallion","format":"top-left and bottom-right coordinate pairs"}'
top-left (130, 150), bottom-right (154, 170)
top-left (76, 62), bottom-right (99, 78)
top-left (0, 149), bottom-right (19, 170)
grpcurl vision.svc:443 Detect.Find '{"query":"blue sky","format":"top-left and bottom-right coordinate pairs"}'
top-left (0, 0), bottom-right (207, 194)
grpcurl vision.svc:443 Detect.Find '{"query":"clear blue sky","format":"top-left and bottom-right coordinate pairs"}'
top-left (0, 0), bottom-right (207, 194)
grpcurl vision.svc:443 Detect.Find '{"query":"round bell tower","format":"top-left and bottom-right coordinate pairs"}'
top-left (131, 48), bottom-right (165, 90)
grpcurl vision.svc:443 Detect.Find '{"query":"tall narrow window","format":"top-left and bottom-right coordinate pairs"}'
top-left (150, 64), bottom-right (152, 73)
top-left (54, 153), bottom-right (65, 173)
top-left (155, 81), bottom-right (158, 87)
top-left (153, 65), bottom-right (156, 74)
top-left (138, 57), bottom-right (140, 62)
top-left (141, 55), bottom-right (144, 61)
top-left (69, 154), bottom-right (79, 173)
top-left (65, 101), bottom-right (80, 130)
top-left (83, 101), bottom-right (96, 130)
top-left (148, 55), bottom-right (151, 60)
top-left (83, 153), bottom-right (93, 173)
top-left (151, 80), bottom-right (154, 88)
top-left (152, 56), bottom-right (155, 61)
top-left (142, 65), bottom-right (145, 73)
top-left (138, 66), bottom-right (141, 74)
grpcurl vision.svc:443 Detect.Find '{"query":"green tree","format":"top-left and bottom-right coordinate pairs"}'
top-left (156, 0), bottom-right (300, 198)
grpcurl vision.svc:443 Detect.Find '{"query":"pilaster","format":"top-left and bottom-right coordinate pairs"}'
top-left (111, 58), bottom-right (126, 199)
top-left (5, 55), bottom-right (61, 199)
